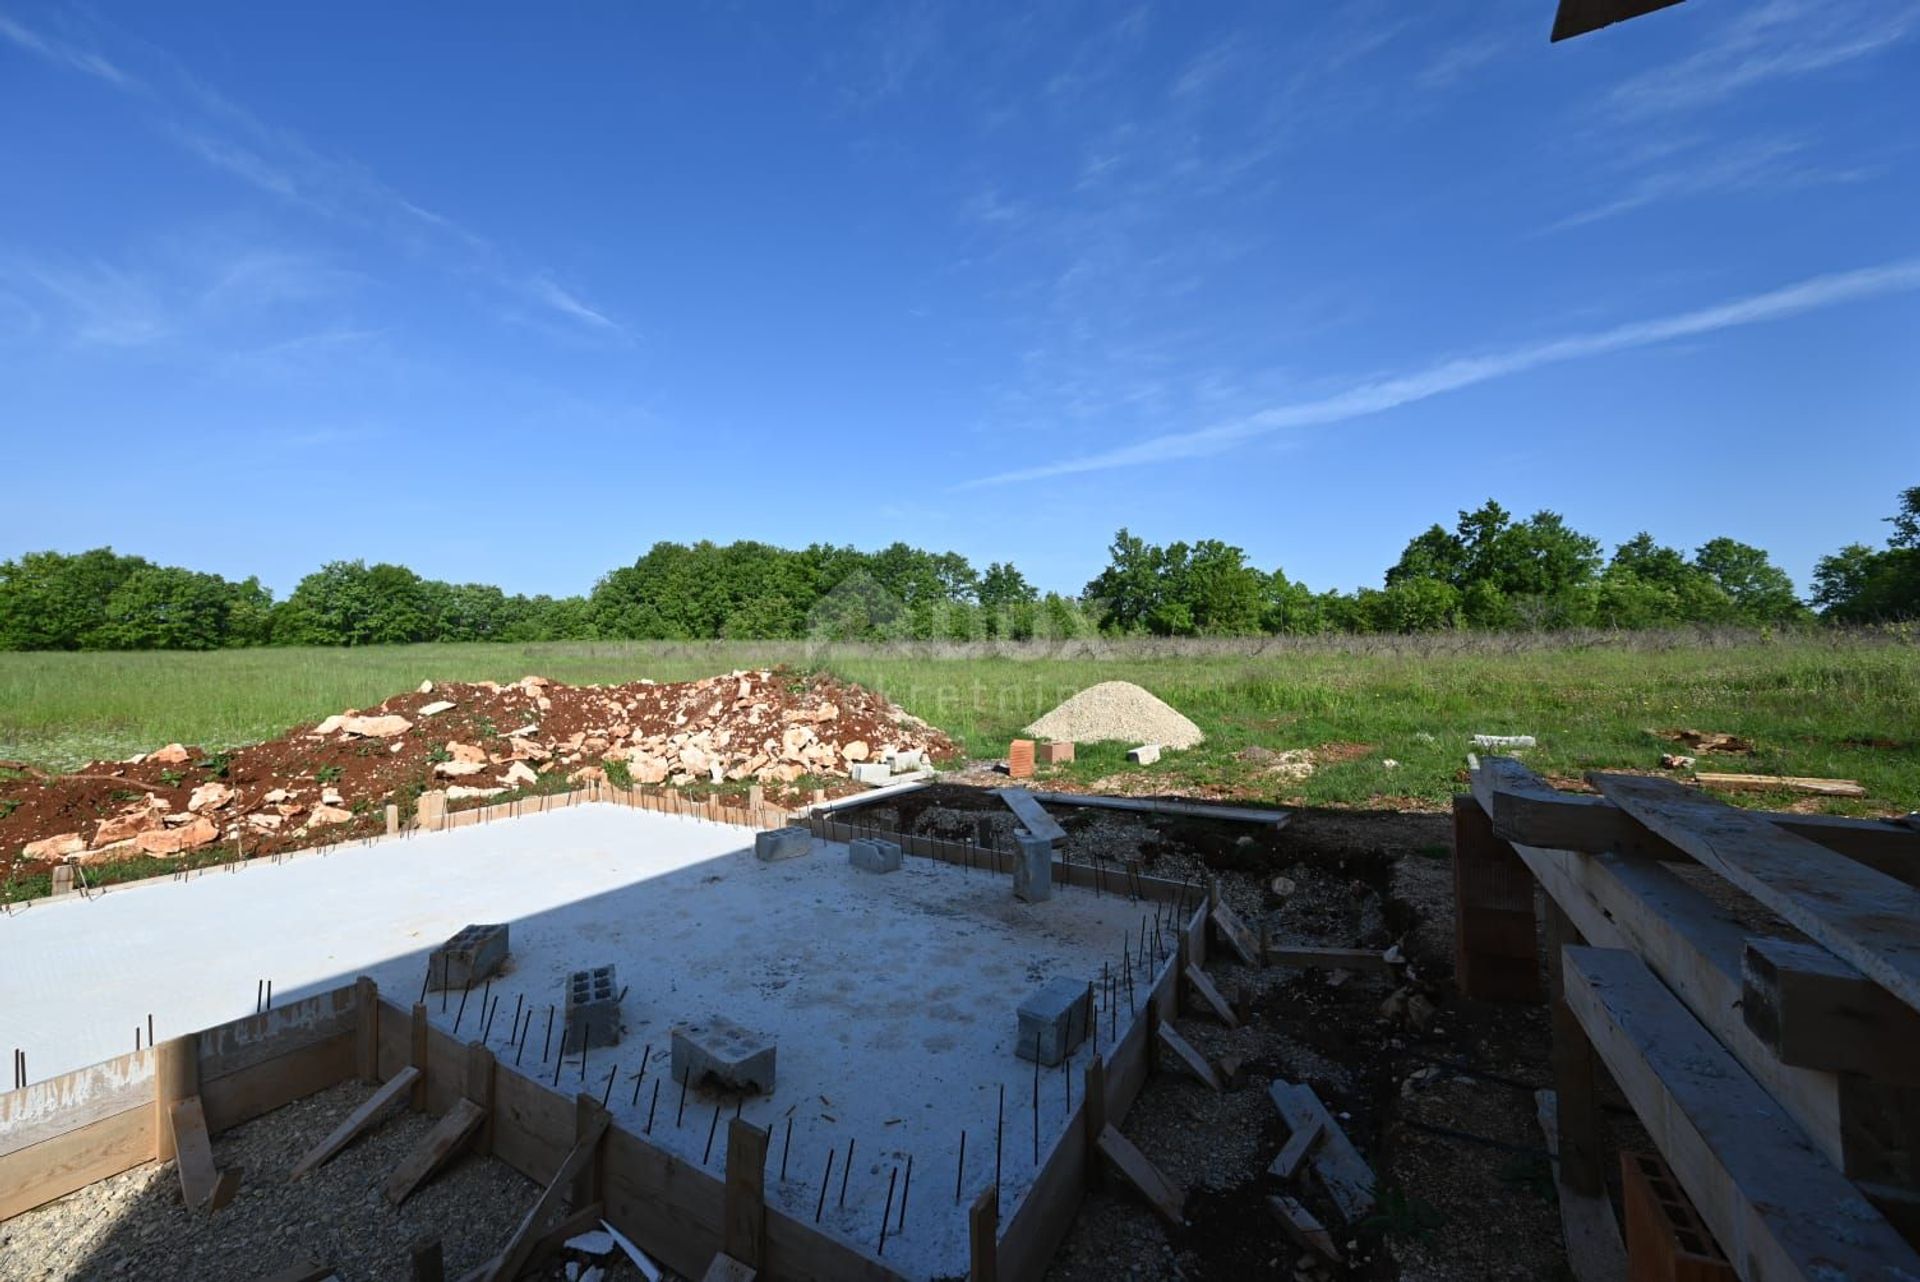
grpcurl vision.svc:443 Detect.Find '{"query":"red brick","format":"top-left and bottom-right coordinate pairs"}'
top-left (1007, 739), bottom-right (1036, 779)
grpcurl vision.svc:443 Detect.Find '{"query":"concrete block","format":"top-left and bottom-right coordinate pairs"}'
top-left (755, 826), bottom-right (812, 862)
top-left (1012, 833), bottom-right (1053, 903)
top-left (889, 748), bottom-right (927, 772)
top-left (1007, 739), bottom-right (1035, 779)
top-left (415, 789), bottom-right (448, 828)
top-left (672, 1016), bottom-right (776, 1094)
top-left (1038, 741), bottom-right (1075, 765)
top-left (428, 923), bottom-right (508, 991)
top-left (564, 964), bottom-right (621, 1050)
top-left (1017, 977), bottom-right (1092, 1066)
top-left (849, 837), bottom-right (903, 873)
top-left (1127, 743), bottom-right (1162, 765)
top-left (850, 762), bottom-right (892, 785)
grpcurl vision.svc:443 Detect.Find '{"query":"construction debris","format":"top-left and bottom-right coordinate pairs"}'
top-left (1267, 1079), bottom-right (1377, 1224)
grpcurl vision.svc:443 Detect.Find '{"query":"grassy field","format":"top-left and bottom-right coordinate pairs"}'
top-left (1, 631), bottom-right (1916, 812)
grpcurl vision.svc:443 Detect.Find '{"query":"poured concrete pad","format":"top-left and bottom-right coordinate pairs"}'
top-left (0, 804), bottom-right (1156, 1280)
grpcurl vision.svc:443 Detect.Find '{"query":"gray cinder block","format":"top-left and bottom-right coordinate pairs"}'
top-left (672, 1016), bottom-right (776, 1094)
top-left (564, 964), bottom-right (621, 1051)
top-left (1127, 743), bottom-right (1162, 765)
top-left (755, 826), bottom-right (812, 861)
top-left (850, 762), bottom-right (892, 785)
top-left (1012, 833), bottom-right (1053, 903)
top-left (849, 836), bottom-right (903, 873)
top-left (1017, 977), bottom-right (1092, 1066)
top-left (428, 923), bottom-right (508, 991)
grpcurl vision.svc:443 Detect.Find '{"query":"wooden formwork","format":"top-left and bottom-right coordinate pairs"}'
top-left (0, 790), bottom-right (1204, 1280)
top-left (1456, 755), bottom-right (1920, 1281)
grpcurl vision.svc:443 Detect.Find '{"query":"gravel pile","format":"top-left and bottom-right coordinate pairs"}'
top-left (1024, 681), bottom-right (1204, 749)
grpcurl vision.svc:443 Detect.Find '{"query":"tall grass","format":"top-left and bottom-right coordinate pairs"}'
top-left (0, 631), bottom-right (1914, 810)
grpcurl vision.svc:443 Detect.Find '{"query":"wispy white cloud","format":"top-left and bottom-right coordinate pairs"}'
top-left (1608, 0), bottom-right (1919, 118)
top-left (962, 258), bottom-right (1920, 486)
top-left (0, 10), bottom-right (628, 340)
top-left (1417, 33), bottom-right (1508, 91)
top-left (1547, 134), bottom-right (1877, 230)
top-left (0, 12), bottom-right (135, 87)
top-left (3, 257), bottom-right (169, 346)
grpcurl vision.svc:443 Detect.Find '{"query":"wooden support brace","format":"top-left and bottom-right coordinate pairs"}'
top-left (355, 976), bottom-right (379, 1084)
top-left (1535, 1091), bottom-right (1626, 1282)
top-left (479, 1108), bottom-right (609, 1282)
top-left (1546, 903), bottom-right (1604, 1197)
top-left (465, 1042), bottom-right (496, 1157)
top-left (572, 1093), bottom-right (607, 1210)
top-left (969, 1185), bottom-right (998, 1282)
top-left (1095, 1124), bottom-right (1185, 1225)
top-left (1269, 1195), bottom-right (1341, 1264)
top-left (155, 1034), bottom-right (198, 1163)
top-left (410, 1003), bottom-right (429, 1111)
top-left (1210, 902), bottom-right (1260, 967)
top-left (458, 1203), bottom-right (604, 1282)
top-left (1269, 1116), bottom-right (1322, 1180)
top-left (1451, 793), bottom-right (1541, 1002)
top-left (1155, 1024), bottom-right (1222, 1092)
top-left (1084, 1054), bottom-right (1106, 1189)
top-left (289, 1065), bottom-right (419, 1179)
top-left (169, 1095), bottom-right (237, 1211)
top-left (1742, 937), bottom-right (1920, 1084)
top-left (1561, 945), bottom-right (1920, 1281)
top-left (1267, 1081), bottom-right (1376, 1224)
top-left (1183, 964), bottom-right (1239, 1028)
top-left (723, 1119), bottom-right (769, 1270)
top-left (384, 1098), bottom-right (487, 1206)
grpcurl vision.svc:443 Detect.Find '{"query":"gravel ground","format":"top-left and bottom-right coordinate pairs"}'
top-left (0, 1080), bottom-right (653, 1282)
top-left (1025, 682), bottom-right (1206, 749)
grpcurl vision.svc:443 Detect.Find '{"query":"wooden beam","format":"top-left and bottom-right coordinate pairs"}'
top-left (1182, 965), bottom-right (1239, 1028)
top-left (1268, 1195), bottom-right (1341, 1264)
top-left (168, 1095), bottom-right (228, 1210)
top-left (479, 1107), bottom-right (609, 1282)
top-left (1451, 792), bottom-right (1541, 1001)
top-left (1267, 1081), bottom-right (1375, 1224)
top-left (1591, 772), bottom-right (1920, 1019)
top-left (289, 1066), bottom-right (418, 1179)
top-left (1470, 754), bottom-right (1920, 887)
top-left (355, 976), bottom-right (379, 1084)
top-left (384, 1097), bottom-right (486, 1206)
top-left (1264, 945), bottom-right (1397, 973)
top-left (465, 1042), bottom-right (495, 1157)
top-left (722, 1119), bottom-right (768, 1270)
top-left (1696, 772), bottom-right (1865, 799)
top-left (1545, 903), bottom-right (1604, 1196)
top-left (1561, 945), bottom-right (1920, 1281)
top-left (1095, 1124), bottom-right (1184, 1225)
top-left (1026, 791), bottom-right (1289, 827)
top-left (1209, 902), bottom-right (1260, 967)
top-left (1742, 937), bottom-right (1920, 1084)
top-left (969, 1185), bottom-right (997, 1282)
top-left (1535, 1090), bottom-right (1626, 1282)
top-left (410, 1003), bottom-right (429, 1111)
top-left (409, 1236), bottom-right (445, 1282)
top-left (1083, 1054), bottom-right (1106, 1189)
top-left (154, 1034), bottom-right (197, 1164)
top-left (0, 1105), bottom-right (152, 1220)
top-left (998, 787), bottom-right (1067, 844)
top-left (1154, 1024), bottom-right (1222, 1092)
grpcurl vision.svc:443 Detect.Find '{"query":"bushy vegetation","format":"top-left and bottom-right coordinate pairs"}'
top-left (2, 490), bottom-right (1913, 651)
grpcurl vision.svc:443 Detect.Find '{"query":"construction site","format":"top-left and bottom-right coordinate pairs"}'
top-left (0, 661), bottom-right (1917, 1282)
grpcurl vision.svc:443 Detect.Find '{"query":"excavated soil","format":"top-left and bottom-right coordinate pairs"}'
top-left (0, 668), bottom-right (953, 890)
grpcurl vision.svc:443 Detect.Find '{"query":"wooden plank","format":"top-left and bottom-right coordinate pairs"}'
top-left (1095, 1124), bottom-right (1184, 1224)
top-left (969, 1186), bottom-right (997, 1282)
top-left (1535, 1090), bottom-right (1626, 1282)
top-left (1027, 791), bottom-right (1289, 827)
top-left (355, 976), bottom-right (379, 1084)
top-left (384, 1097), bottom-right (486, 1205)
top-left (1470, 754), bottom-right (1920, 887)
top-left (701, 1254), bottom-right (756, 1282)
top-left (1269, 1115), bottom-right (1321, 1179)
top-left (1154, 1024), bottom-right (1221, 1092)
top-left (196, 985), bottom-right (357, 1081)
top-left (1696, 772), bottom-right (1866, 798)
top-left (1546, 903), bottom-right (1603, 1196)
top-left (0, 1105), bottom-right (151, 1219)
top-left (169, 1095), bottom-right (222, 1209)
top-left (1267, 1081), bottom-right (1375, 1223)
top-left (410, 1003), bottom-right (429, 1111)
top-left (998, 788), bottom-right (1067, 844)
top-left (1264, 945), bottom-right (1396, 973)
top-left (722, 1119), bottom-right (768, 1269)
top-left (1742, 937), bottom-right (1920, 1083)
top-left (1451, 792), bottom-right (1541, 1001)
top-left (1182, 965), bottom-right (1239, 1028)
top-left (480, 1108), bottom-right (609, 1282)
top-left (1209, 902), bottom-right (1260, 967)
top-left (155, 1035), bottom-right (197, 1165)
top-left (1591, 772), bottom-right (1920, 1019)
top-left (0, 1048), bottom-right (153, 1159)
top-left (1562, 945), bottom-right (1920, 1282)
top-left (1268, 1194), bottom-right (1341, 1263)
top-left (202, 1032), bottom-right (355, 1135)
top-left (289, 1066), bottom-right (418, 1179)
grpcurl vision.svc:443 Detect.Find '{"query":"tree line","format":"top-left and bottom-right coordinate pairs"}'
top-left (2, 488), bottom-right (1914, 650)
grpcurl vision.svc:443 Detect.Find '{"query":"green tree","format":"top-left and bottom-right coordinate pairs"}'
top-left (1692, 538), bottom-right (1803, 622)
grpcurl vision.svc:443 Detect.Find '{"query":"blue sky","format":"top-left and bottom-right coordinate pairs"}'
top-left (2, 0), bottom-right (1915, 599)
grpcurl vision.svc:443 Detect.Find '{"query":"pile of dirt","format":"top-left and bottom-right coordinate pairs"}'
top-left (1024, 680), bottom-right (1204, 748)
top-left (0, 669), bottom-right (954, 882)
